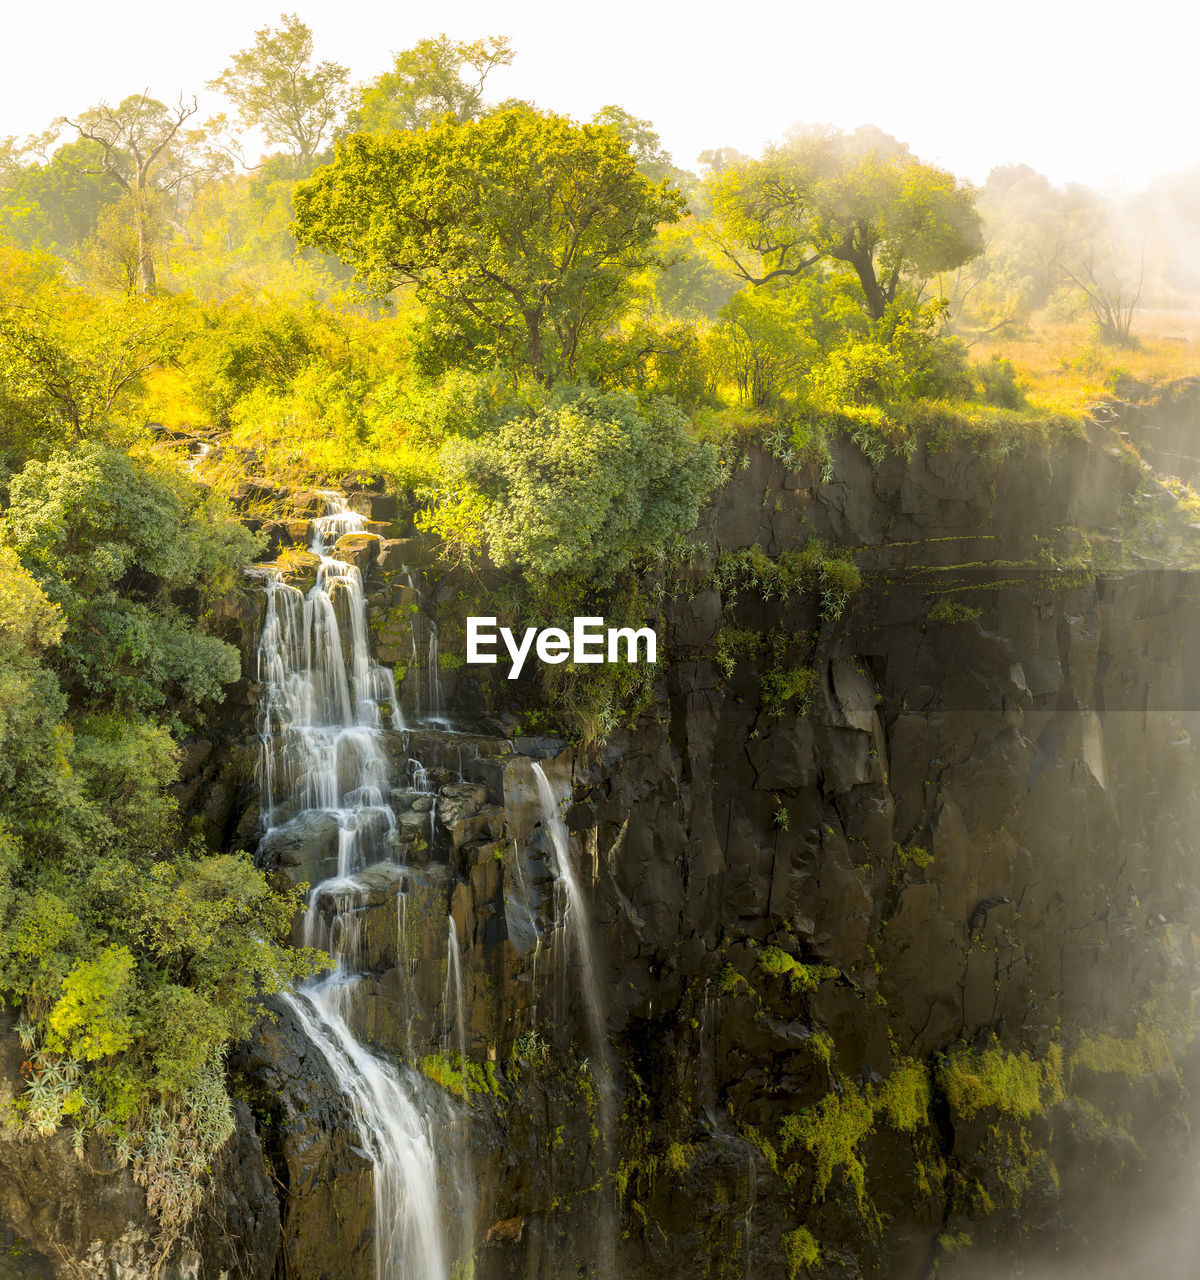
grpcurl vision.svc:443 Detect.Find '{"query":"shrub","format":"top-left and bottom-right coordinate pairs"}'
top-left (782, 1227), bottom-right (820, 1278)
top-left (780, 1088), bottom-right (874, 1204)
top-left (977, 355), bottom-right (1026, 409)
top-left (2, 443), bottom-right (257, 717)
top-left (758, 947), bottom-right (837, 994)
top-left (926, 600), bottom-right (982, 625)
top-left (435, 386), bottom-right (720, 585)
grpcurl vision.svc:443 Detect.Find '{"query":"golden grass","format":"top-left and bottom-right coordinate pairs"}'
top-left (972, 312), bottom-right (1200, 413)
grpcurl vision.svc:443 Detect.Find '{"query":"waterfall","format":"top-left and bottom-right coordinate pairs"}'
top-left (443, 916), bottom-right (475, 1267)
top-left (256, 492), bottom-right (449, 1280)
top-left (443, 916), bottom-right (467, 1063)
top-left (530, 762), bottom-right (616, 1276)
top-left (426, 620), bottom-right (447, 725)
top-left (282, 992), bottom-right (447, 1280)
top-left (531, 764), bottom-right (607, 1055)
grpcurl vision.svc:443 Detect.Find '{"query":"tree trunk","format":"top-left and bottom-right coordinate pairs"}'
top-left (525, 312), bottom-right (546, 385)
top-left (847, 250), bottom-right (886, 321)
top-left (134, 194), bottom-right (156, 296)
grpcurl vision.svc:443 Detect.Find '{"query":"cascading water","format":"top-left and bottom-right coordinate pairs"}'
top-left (532, 763), bottom-right (607, 1056)
top-left (256, 493), bottom-right (449, 1280)
top-left (426, 620), bottom-right (447, 725)
top-left (442, 916), bottom-right (475, 1269)
top-left (531, 762), bottom-right (616, 1275)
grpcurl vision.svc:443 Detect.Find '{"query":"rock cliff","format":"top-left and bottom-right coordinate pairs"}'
top-left (5, 389), bottom-right (1200, 1279)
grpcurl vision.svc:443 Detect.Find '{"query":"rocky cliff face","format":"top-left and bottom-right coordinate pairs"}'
top-left (5, 391), bottom-right (1200, 1280)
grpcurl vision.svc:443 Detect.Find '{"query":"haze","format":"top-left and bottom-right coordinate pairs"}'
top-left (3, 0), bottom-right (1197, 191)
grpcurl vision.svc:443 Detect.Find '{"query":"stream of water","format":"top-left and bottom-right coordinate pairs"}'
top-left (255, 494), bottom-right (449, 1280)
top-left (253, 493), bottom-right (623, 1279)
top-left (531, 761), bottom-right (616, 1275)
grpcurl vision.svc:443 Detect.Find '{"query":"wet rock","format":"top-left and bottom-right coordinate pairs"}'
top-left (287, 489), bottom-right (327, 517)
top-left (230, 998), bottom-right (374, 1280)
top-left (340, 470), bottom-right (386, 493)
top-left (255, 811), bottom-right (340, 888)
top-left (0, 1015), bottom-right (278, 1280)
top-left (231, 477), bottom-right (284, 510)
top-left (377, 536), bottom-right (438, 571)
top-left (332, 532), bottom-right (380, 572)
top-left (274, 549), bottom-right (320, 590)
top-left (348, 491), bottom-right (398, 523)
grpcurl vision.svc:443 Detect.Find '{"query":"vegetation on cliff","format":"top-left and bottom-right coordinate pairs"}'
top-left (1, 11), bottom-right (1198, 1270)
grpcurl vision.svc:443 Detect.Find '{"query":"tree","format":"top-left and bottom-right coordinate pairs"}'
top-left (293, 106), bottom-right (686, 384)
top-left (0, 287), bottom-right (186, 460)
top-left (591, 106), bottom-right (691, 190)
top-left (438, 386), bottom-right (720, 583)
top-left (209, 12), bottom-right (350, 170)
top-left (0, 137), bottom-right (119, 254)
top-left (709, 125), bottom-right (983, 320)
top-left (1061, 241), bottom-right (1144, 345)
top-left (347, 34), bottom-right (513, 135)
top-left (59, 94), bottom-right (203, 294)
top-left (2, 443), bottom-right (256, 715)
top-left (938, 166), bottom-right (1098, 338)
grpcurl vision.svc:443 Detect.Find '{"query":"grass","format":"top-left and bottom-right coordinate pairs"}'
top-left (973, 312), bottom-right (1200, 412)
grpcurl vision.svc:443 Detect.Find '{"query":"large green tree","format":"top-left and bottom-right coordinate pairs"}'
top-left (709, 125), bottom-right (984, 320)
top-left (0, 138), bottom-right (118, 254)
top-left (346, 34), bottom-right (513, 135)
top-left (293, 106), bottom-right (685, 383)
top-left (59, 95), bottom-right (207, 295)
top-left (209, 12), bottom-right (350, 171)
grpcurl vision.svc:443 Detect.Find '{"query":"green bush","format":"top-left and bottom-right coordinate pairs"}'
top-left (435, 385), bottom-right (720, 585)
top-left (782, 1226), bottom-right (820, 1278)
top-left (714, 538), bottom-right (861, 619)
top-left (937, 1040), bottom-right (1058, 1121)
top-left (977, 355), bottom-right (1026, 409)
top-left (2, 443), bottom-right (258, 718)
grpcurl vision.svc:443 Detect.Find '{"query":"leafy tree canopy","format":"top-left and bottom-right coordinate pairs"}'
top-left (436, 385), bottom-right (720, 582)
top-left (0, 138), bottom-right (118, 254)
top-left (58, 94), bottom-right (217, 294)
top-left (292, 106), bottom-right (686, 384)
top-left (2, 444), bottom-right (258, 716)
top-left (0, 284), bottom-right (188, 463)
top-left (209, 12), bottom-right (350, 168)
top-left (709, 124), bottom-right (984, 319)
top-left (591, 105), bottom-right (692, 191)
top-left (347, 34), bottom-right (513, 135)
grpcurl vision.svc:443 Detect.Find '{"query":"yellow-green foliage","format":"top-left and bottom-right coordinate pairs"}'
top-left (937, 1230), bottom-right (972, 1254)
top-left (779, 1087), bottom-right (874, 1204)
top-left (716, 963), bottom-right (751, 996)
top-left (937, 1041), bottom-right (1052, 1121)
top-left (875, 1059), bottom-right (932, 1133)
top-left (45, 945), bottom-right (135, 1061)
top-left (736, 1121), bottom-right (780, 1174)
top-left (761, 665), bottom-right (819, 715)
top-left (420, 1051), bottom-right (504, 1100)
top-left (663, 1140), bottom-right (702, 1176)
top-left (1071, 1020), bottom-right (1177, 1083)
top-left (926, 600), bottom-right (982, 625)
top-left (714, 626), bottom-right (760, 678)
top-left (897, 843), bottom-right (934, 869)
top-left (758, 947), bottom-right (837, 995)
top-left (714, 538), bottom-right (862, 620)
top-left (782, 1226), bottom-right (820, 1278)
top-left (776, 1058), bottom-right (934, 1207)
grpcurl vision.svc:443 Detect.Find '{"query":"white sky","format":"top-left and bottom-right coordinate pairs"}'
top-left (2, 0), bottom-right (1197, 191)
